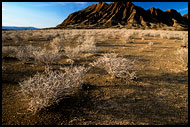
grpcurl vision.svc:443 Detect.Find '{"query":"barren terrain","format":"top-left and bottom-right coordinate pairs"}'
top-left (2, 29), bottom-right (188, 125)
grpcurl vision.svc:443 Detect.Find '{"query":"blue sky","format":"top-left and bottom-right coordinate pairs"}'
top-left (2, 2), bottom-right (188, 28)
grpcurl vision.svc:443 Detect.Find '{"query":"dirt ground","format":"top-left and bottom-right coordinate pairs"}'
top-left (2, 29), bottom-right (188, 125)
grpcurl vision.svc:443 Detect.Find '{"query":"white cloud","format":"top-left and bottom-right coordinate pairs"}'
top-left (178, 7), bottom-right (188, 12)
top-left (56, 2), bottom-right (66, 6)
top-left (2, 8), bottom-right (5, 11)
top-left (33, 3), bottom-right (56, 7)
top-left (74, 2), bottom-right (88, 5)
top-left (33, 2), bottom-right (88, 7)
top-left (56, 2), bottom-right (88, 6)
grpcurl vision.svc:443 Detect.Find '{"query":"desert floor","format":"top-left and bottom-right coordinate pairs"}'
top-left (2, 29), bottom-right (188, 125)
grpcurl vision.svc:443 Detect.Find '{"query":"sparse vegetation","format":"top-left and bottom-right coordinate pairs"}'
top-left (15, 45), bottom-right (41, 62)
top-left (2, 46), bottom-right (18, 58)
top-left (176, 48), bottom-right (188, 68)
top-left (91, 53), bottom-right (137, 80)
top-left (64, 46), bottom-right (81, 59)
top-left (50, 37), bottom-right (66, 51)
top-left (182, 37), bottom-right (188, 48)
top-left (64, 36), bottom-right (96, 59)
top-left (19, 65), bottom-right (89, 114)
top-left (2, 29), bottom-right (188, 125)
top-left (148, 42), bottom-right (154, 46)
top-left (33, 48), bottom-right (61, 65)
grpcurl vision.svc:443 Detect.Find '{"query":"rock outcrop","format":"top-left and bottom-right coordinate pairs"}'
top-left (56, 1), bottom-right (188, 29)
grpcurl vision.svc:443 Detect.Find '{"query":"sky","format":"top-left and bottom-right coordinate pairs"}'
top-left (2, 2), bottom-right (188, 28)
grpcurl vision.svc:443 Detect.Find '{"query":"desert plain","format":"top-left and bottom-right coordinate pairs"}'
top-left (2, 29), bottom-right (188, 125)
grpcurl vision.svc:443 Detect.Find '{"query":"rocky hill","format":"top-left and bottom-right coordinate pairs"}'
top-left (56, 1), bottom-right (188, 29)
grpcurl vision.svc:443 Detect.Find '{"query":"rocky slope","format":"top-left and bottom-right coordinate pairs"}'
top-left (183, 14), bottom-right (188, 19)
top-left (56, 2), bottom-right (188, 29)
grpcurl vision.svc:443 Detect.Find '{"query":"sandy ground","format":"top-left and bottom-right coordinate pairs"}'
top-left (2, 29), bottom-right (188, 125)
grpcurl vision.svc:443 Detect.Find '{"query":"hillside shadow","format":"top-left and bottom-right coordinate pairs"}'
top-left (137, 71), bottom-right (188, 85)
top-left (123, 55), bottom-right (150, 63)
top-left (3, 56), bottom-right (20, 61)
top-left (18, 88), bottom-right (96, 125)
top-left (4, 70), bottom-right (188, 125)
top-left (45, 69), bottom-right (187, 124)
top-left (96, 43), bottom-right (134, 47)
top-left (92, 88), bottom-right (187, 125)
top-left (60, 70), bottom-right (187, 124)
top-left (2, 69), bottom-right (40, 84)
top-left (82, 79), bottom-right (187, 124)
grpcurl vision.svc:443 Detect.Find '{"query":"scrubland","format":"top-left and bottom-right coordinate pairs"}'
top-left (2, 29), bottom-right (188, 125)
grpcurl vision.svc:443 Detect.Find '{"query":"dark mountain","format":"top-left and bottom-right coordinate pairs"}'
top-left (56, 1), bottom-right (188, 29)
top-left (2, 26), bottom-right (39, 30)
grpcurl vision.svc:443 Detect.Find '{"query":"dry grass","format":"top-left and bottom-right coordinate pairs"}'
top-left (2, 44), bottom-right (62, 64)
top-left (19, 65), bottom-right (89, 114)
top-left (90, 53), bottom-right (136, 80)
top-left (2, 29), bottom-right (188, 125)
top-left (33, 48), bottom-right (61, 65)
top-left (64, 36), bottom-right (96, 59)
top-left (2, 46), bottom-right (18, 58)
top-left (49, 37), bottom-right (66, 51)
top-left (176, 48), bottom-right (188, 68)
top-left (15, 45), bottom-right (41, 62)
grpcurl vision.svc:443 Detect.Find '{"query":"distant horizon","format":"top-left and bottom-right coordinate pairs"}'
top-left (2, 2), bottom-right (188, 28)
top-left (2, 25), bottom-right (38, 28)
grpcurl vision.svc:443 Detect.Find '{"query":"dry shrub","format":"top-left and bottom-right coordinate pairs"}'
top-left (2, 32), bottom-right (22, 42)
top-left (64, 36), bottom-right (96, 59)
top-left (90, 53), bottom-right (137, 80)
top-left (148, 42), bottom-right (154, 46)
top-left (121, 33), bottom-right (133, 43)
top-left (13, 45), bottom-right (61, 64)
top-left (15, 45), bottom-right (41, 62)
top-left (2, 46), bottom-right (18, 58)
top-left (78, 36), bottom-right (96, 53)
top-left (160, 33), bottom-right (168, 39)
top-left (19, 66), bottom-right (88, 114)
top-left (49, 37), bottom-right (66, 51)
top-left (64, 46), bottom-right (80, 59)
top-left (33, 48), bottom-right (61, 65)
top-left (182, 38), bottom-right (188, 48)
top-left (2, 32), bottom-right (11, 42)
top-left (166, 34), bottom-right (182, 40)
top-left (176, 48), bottom-right (188, 68)
top-left (2, 64), bottom-right (6, 72)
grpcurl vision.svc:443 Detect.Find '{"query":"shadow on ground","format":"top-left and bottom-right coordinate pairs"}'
top-left (2, 62), bottom-right (188, 125)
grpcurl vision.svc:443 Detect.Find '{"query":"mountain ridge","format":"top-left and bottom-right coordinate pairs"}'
top-left (56, 2), bottom-right (188, 29)
top-left (2, 26), bottom-right (39, 30)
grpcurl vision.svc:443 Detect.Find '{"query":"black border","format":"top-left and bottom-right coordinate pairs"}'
top-left (1, 0), bottom-right (189, 126)
top-left (1, 0), bottom-right (190, 2)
